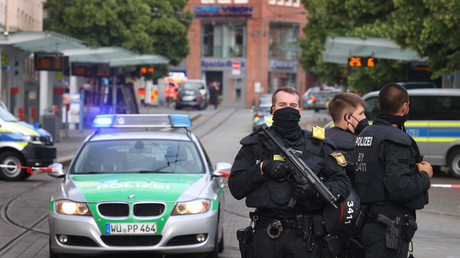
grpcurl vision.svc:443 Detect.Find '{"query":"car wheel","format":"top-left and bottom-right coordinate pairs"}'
top-left (175, 105), bottom-right (181, 110)
top-left (448, 149), bottom-right (460, 179)
top-left (0, 151), bottom-right (30, 181)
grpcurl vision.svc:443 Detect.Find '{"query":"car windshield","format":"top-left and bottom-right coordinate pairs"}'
top-left (0, 106), bottom-right (19, 121)
top-left (70, 139), bottom-right (204, 174)
top-left (179, 89), bottom-right (198, 96)
top-left (257, 105), bottom-right (272, 113)
top-left (181, 82), bottom-right (205, 90)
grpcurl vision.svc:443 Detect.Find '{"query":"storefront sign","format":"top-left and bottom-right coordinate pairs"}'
top-left (201, 60), bottom-right (246, 68)
top-left (269, 60), bottom-right (297, 70)
top-left (194, 5), bottom-right (253, 17)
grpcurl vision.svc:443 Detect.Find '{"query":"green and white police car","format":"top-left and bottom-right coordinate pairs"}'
top-left (48, 114), bottom-right (231, 257)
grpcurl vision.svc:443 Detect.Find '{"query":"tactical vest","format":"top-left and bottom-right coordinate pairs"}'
top-left (242, 128), bottom-right (326, 212)
top-left (353, 124), bottom-right (415, 205)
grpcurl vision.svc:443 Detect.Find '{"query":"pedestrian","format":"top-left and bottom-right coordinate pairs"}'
top-left (326, 92), bottom-right (368, 257)
top-left (352, 83), bottom-right (432, 258)
top-left (209, 81), bottom-right (219, 109)
top-left (229, 86), bottom-right (351, 258)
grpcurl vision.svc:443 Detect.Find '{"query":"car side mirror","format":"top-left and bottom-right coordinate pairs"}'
top-left (47, 163), bottom-right (65, 178)
top-left (213, 162), bottom-right (232, 177)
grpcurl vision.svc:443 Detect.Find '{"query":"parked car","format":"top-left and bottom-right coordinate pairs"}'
top-left (362, 88), bottom-right (460, 178)
top-left (180, 80), bottom-right (210, 106)
top-left (48, 114), bottom-right (231, 257)
top-left (303, 90), bottom-right (340, 112)
top-left (0, 104), bottom-right (56, 181)
top-left (252, 103), bottom-right (273, 131)
top-left (175, 88), bottom-right (208, 110)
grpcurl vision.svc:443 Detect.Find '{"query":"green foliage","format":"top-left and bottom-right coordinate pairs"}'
top-left (44, 0), bottom-right (193, 78)
top-left (299, 0), bottom-right (459, 94)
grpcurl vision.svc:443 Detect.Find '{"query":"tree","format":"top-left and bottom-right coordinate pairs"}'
top-left (44, 0), bottom-right (193, 69)
top-left (298, 0), bottom-right (442, 93)
top-left (392, 0), bottom-right (460, 78)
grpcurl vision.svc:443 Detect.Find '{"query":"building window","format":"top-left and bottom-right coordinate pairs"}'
top-left (285, 0), bottom-right (292, 6)
top-left (277, 0), bottom-right (284, 6)
top-left (269, 23), bottom-right (300, 60)
top-left (202, 21), bottom-right (247, 58)
top-left (293, 0), bottom-right (300, 7)
top-left (269, 0), bottom-right (276, 5)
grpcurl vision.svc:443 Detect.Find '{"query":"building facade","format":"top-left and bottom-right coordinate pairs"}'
top-left (183, 0), bottom-right (308, 108)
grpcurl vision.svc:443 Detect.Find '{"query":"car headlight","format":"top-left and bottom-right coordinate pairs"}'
top-left (55, 201), bottom-right (92, 216)
top-left (23, 135), bottom-right (44, 144)
top-left (171, 200), bottom-right (211, 215)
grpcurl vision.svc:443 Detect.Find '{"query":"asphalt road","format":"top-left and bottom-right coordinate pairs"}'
top-left (0, 106), bottom-right (459, 258)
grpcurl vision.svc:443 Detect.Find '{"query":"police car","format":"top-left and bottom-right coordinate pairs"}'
top-left (0, 103), bottom-right (56, 181)
top-left (48, 114), bottom-right (231, 257)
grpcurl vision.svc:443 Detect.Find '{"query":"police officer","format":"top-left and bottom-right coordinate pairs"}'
top-left (229, 86), bottom-right (351, 258)
top-left (352, 83), bottom-right (432, 258)
top-left (326, 92), bottom-right (368, 257)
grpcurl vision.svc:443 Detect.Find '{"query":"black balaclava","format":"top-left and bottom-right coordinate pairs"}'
top-left (272, 107), bottom-right (302, 142)
top-left (376, 113), bottom-right (409, 131)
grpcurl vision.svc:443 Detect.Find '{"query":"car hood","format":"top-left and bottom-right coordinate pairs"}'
top-left (68, 173), bottom-right (208, 203)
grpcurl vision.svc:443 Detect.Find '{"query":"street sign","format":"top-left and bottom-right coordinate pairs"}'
top-left (232, 62), bottom-right (240, 75)
top-left (348, 57), bottom-right (375, 67)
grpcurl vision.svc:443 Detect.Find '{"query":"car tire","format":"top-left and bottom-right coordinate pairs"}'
top-left (0, 151), bottom-right (30, 181)
top-left (175, 105), bottom-right (181, 110)
top-left (448, 149), bottom-right (460, 179)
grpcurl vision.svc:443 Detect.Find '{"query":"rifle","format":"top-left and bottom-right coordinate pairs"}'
top-left (257, 124), bottom-right (338, 208)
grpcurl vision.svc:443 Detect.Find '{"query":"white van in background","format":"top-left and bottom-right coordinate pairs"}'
top-left (362, 88), bottom-right (460, 178)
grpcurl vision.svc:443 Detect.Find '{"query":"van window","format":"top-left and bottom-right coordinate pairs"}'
top-left (431, 96), bottom-right (460, 120)
top-left (0, 106), bottom-right (18, 121)
top-left (364, 97), bottom-right (379, 120)
top-left (408, 96), bottom-right (430, 120)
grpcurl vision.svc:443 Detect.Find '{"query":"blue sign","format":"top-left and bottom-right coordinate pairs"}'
top-left (201, 60), bottom-right (246, 68)
top-left (194, 5), bottom-right (253, 18)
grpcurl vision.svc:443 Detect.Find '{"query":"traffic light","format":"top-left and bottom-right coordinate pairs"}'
top-left (348, 57), bottom-right (375, 67)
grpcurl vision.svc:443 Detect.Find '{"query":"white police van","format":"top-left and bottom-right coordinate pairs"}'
top-left (362, 88), bottom-right (460, 178)
top-left (0, 104), bottom-right (56, 181)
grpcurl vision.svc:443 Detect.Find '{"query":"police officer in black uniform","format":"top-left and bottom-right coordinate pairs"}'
top-left (352, 83), bottom-right (433, 258)
top-left (326, 92), bottom-right (368, 257)
top-left (229, 86), bottom-right (351, 258)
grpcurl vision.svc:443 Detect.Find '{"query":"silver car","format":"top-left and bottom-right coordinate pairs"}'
top-left (48, 114), bottom-right (231, 257)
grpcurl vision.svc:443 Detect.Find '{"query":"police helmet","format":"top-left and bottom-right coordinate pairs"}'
top-left (322, 189), bottom-right (360, 232)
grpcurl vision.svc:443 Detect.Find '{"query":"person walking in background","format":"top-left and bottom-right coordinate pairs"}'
top-left (352, 83), bottom-right (432, 258)
top-left (209, 81), bottom-right (219, 109)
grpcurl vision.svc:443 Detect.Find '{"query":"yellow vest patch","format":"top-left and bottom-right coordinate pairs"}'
top-left (312, 125), bottom-right (325, 140)
top-left (273, 155), bottom-right (285, 161)
top-left (330, 152), bottom-right (347, 167)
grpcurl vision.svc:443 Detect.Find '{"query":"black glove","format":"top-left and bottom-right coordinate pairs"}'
top-left (262, 160), bottom-right (289, 180)
top-left (291, 183), bottom-right (317, 201)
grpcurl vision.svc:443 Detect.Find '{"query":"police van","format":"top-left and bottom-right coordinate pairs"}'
top-left (0, 104), bottom-right (56, 181)
top-left (362, 88), bottom-right (460, 178)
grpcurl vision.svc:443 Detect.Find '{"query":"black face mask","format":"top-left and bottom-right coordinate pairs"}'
top-left (272, 107), bottom-right (302, 140)
top-left (377, 113), bottom-right (408, 130)
top-left (346, 114), bottom-right (369, 135)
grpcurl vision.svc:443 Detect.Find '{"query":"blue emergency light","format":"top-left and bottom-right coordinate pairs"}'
top-left (92, 114), bottom-right (192, 129)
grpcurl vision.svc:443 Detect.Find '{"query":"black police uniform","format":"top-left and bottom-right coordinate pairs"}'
top-left (326, 127), bottom-right (361, 256)
top-left (229, 126), bottom-right (351, 258)
top-left (352, 115), bottom-right (430, 258)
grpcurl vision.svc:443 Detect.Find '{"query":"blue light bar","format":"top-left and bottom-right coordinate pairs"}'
top-left (92, 115), bottom-right (115, 128)
top-left (92, 114), bottom-right (192, 129)
top-left (169, 114), bottom-right (192, 128)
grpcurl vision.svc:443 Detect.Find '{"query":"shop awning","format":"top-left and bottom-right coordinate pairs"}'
top-left (0, 31), bottom-right (169, 66)
top-left (322, 36), bottom-right (428, 64)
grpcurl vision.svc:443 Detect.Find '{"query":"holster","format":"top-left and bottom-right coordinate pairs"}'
top-left (236, 226), bottom-right (254, 258)
top-left (319, 234), bottom-right (340, 258)
top-left (402, 215), bottom-right (418, 242)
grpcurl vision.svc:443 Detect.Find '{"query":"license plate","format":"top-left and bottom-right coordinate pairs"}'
top-left (106, 223), bottom-right (157, 234)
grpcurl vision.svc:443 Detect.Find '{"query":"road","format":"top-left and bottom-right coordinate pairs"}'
top-left (0, 107), bottom-right (459, 257)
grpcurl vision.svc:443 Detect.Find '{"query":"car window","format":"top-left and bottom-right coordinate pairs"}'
top-left (430, 96), bottom-right (460, 120)
top-left (257, 106), bottom-right (272, 113)
top-left (179, 89), bottom-right (198, 96)
top-left (182, 82), bottom-right (205, 90)
top-left (0, 106), bottom-right (19, 121)
top-left (408, 96), bottom-right (430, 120)
top-left (364, 96), bottom-right (379, 120)
top-left (71, 139), bottom-right (204, 174)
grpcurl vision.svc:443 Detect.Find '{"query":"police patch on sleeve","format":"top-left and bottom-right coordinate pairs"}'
top-left (330, 152), bottom-right (347, 167)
